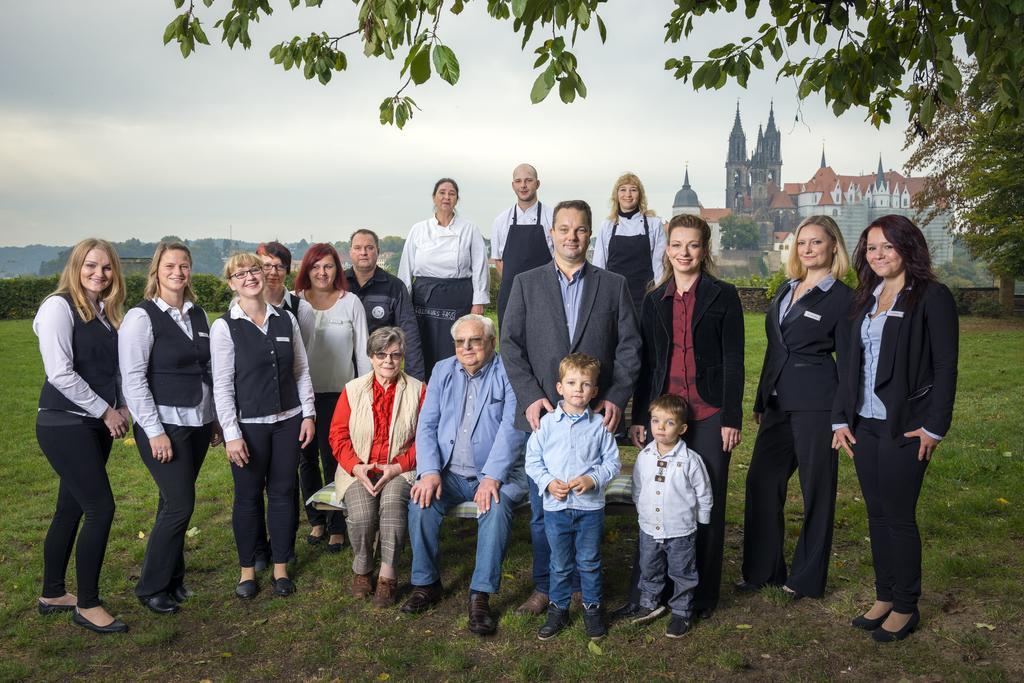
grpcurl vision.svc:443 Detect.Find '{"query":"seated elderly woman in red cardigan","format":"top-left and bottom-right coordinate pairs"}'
top-left (329, 327), bottom-right (425, 607)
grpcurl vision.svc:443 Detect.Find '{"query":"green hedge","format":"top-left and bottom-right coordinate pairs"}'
top-left (0, 274), bottom-right (233, 320)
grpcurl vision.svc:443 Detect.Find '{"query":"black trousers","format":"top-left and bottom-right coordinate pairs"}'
top-left (232, 416), bottom-right (301, 566)
top-left (297, 392), bottom-right (345, 535)
top-left (741, 404), bottom-right (837, 597)
top-left (853, 418), bottom-right (929, 613)
top-left (36, 413), bottom-right (115, 609)
top-left (627, 412), bottom-right (731, 611)
top-left (134, 422), bottom-right (212, 598)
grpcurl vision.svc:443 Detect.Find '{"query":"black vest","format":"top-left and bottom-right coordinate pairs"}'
top-left (38, 293), bottom-right (119, 413)
top-left (222, 307), bottom-right (300, 419)
top-left (139, 299), bottom-right (212, 408)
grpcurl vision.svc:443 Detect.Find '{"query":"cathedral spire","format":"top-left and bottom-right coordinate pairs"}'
top-left (766, 100), bottom-right (777, 132)
top-left (820, 143), bottom-right (827, 169)
top-left (683, 164), bottom-right (691, 188)
top-left (876, 155), bottom-right (885, 187)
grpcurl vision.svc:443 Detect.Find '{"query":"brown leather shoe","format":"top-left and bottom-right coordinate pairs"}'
top-left (517, 590), bottom-right (549, 615)
top-left (400, 582), bottom-right (442, 614)
top-left (351, 573), bottom-right (373, 599)
top-left (468, 592), bottom-right (497, 635)
top-left (372, 577), bottom-right (398, 608)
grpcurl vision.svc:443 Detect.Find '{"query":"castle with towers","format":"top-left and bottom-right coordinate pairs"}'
top-left (671, 103), bottom-right (955, 265)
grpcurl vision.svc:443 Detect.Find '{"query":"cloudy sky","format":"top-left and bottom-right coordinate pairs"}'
top-left (0, 1), bottom-right (914, 247)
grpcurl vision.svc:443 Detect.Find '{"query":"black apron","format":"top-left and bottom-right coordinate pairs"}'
top-left (497, 203), bottom-right (551, 327)
top-left (412, 276), bottom-right (473, 380)
top-left (605, 215), bottom-right (654, 314)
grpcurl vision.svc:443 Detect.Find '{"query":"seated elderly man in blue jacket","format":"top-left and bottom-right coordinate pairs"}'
top-left (402, 313), bottom-right (528, 636)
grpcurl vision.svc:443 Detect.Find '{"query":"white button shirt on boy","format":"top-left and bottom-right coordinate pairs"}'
top-left (632, 439), bottom-right (713, 540)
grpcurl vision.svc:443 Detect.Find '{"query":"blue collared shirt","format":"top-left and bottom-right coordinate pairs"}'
top-left (451, 361), bottom-right (488, 478)
top-left (779, 274), bottom-right (836, 319)
top-left (524, 403), bottom-right (621, 512)
top-left (555, 262), bottom-right (587, 341)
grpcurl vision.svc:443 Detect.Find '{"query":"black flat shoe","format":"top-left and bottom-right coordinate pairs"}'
top-left (138, 593), bottom-right (180, 614)
top-left (326, 542), bottom-right (343, 554)
top-left (695, 607), bottom-right (715, 621)
top-left (872, 610), bottom-right (920, 642)
top-left (235, 580), bottom-right (258, 600)
top-left (37, 599), bottom-right (75, 616)
top-left (734, 580), bottom-right (762, 594)
top-left (170, 585), bottom-right (193, 603)
top-left (271, 577), bottom-right (296, 597)
top-left (852, 608), bottom-right (892, 631)
top-left (306, 533), bottom-right (323, 546)
top-left (72, 609), bottom-right (128, 634)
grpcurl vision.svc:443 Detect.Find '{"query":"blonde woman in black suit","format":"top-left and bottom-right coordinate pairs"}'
top-left (832, 215), bottom-right (958, 642)
top-left (739, 216), bottom-right (853, 600)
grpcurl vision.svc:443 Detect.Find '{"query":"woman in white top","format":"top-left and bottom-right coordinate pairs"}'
top-left (294, 242), bottom-right (371, 551)
top-left (33, 238), bottom-right (131, 634)
top-left (210, 252), bottom-right (316, 599)
top-left (398, 177), bottom-right (489, 379)
top-left (119, 242), bottom-right (221, 615)
top-left (592, 172), bottom-right (667, 314)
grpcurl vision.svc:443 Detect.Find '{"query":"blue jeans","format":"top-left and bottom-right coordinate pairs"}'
top-left (638, 530), bottom-right (698, 617)
top-left (528, 478), bottom-right (581, 595)
top-left (543, 507), bottom-right (604, 609)
top-left (408, 470), bottom-right (516, 594)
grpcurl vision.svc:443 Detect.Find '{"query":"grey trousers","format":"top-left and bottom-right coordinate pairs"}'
top-left (343, 477), bottom-right (412, 575)
top-left (638, 529), bottom-right (698, 618)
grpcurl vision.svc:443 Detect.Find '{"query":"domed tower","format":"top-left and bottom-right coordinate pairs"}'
top-left (672, 167), bottom-right (701, 216)
top-left (725, 102), bottom-right (750, 211)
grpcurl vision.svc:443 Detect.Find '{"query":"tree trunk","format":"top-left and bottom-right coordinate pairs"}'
top-left (998, 273), bottom-right (1014, 315)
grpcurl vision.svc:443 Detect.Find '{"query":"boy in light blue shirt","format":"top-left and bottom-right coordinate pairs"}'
top-left (525, 353), bottom-right (621, 642)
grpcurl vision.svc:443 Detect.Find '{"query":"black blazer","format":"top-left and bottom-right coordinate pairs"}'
top-left (632, 274), bottom-right (744, 429)
top-left (754, 279), bottom-right (854, 413)
top-left (831, 280), bottom-right (958, 439)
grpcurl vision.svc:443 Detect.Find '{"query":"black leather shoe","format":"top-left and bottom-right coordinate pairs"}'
top-left (468, 592), bottom-right (497, 635)
top-left (325, 542), bottom-right (343, 554)
top-left (852, 608), bottom-right (892, 630)
top-left (138, 593), bottom-right (180, 614)
top-left (734, 580), bottom-right (762, 594)
top-left (72, 609), bottom-right (128, 634)
top-left (271, 576), bottom-right (296, 597)
top-left (400, 582), bottom-right (442, 614)
top-left (37, 599), bottom-right (75, 616)
top-left (538, 605), bottom-right (569, 641)
top-left (872, 610), bottom-right (920, 642)
top-left (235, 580), bottom-right (258, 600)
top-left (695, 607), bottom-right (715, 620)
top-left (583, 605), bottom-right (606, 640)
top-left (170, 585), bottom-right (193, 603)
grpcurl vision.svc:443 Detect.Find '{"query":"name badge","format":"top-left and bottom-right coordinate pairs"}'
top-left (803, 310), bottom-right (822, 321)
top-left (889, 310), bottom-right (904, 318)
top-left (197, 332), bottom-right (209, 338)
top-left (275, 336), bottom-right (290, 342)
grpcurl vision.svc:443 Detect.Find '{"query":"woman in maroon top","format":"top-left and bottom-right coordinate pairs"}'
top-left (615, 213), bottom-right (745, 622)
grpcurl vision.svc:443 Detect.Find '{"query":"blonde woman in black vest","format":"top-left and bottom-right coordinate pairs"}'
top-left (328, 327), bottom-right (425, 607)
top-left (33, 238), bottom-right (130, 634)
top-left (211, 253), bottom-right (316, 599)
top-left (119, 242), bottom-right (221, 614)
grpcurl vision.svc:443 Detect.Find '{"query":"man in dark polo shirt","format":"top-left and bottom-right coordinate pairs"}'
top-left (345, 228), bottom-right (425, 380)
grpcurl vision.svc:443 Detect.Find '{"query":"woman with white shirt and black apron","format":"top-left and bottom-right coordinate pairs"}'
top-left (211, 252), bottom-right (316, 599)
top-left (592, 172), bottom-right (666, 315)
top-left (294, 243), bottom-right (371, 552)
top-left (119, 242), bottom-right (221, 615)
top-left (398, 178), bottom-right (489, 380)
top-left (34, 238), bottom-right (131, 634)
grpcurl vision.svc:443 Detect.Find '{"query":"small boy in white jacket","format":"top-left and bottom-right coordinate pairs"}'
top-left (631, 394), bottom-right (713, 638)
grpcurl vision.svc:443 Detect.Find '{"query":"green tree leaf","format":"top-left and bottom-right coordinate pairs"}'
top-left (410, 44), bottom-right (431, 84)
top-left (432, 44), bottom-right (460, 85)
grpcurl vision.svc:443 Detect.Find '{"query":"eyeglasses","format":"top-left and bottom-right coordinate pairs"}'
top-left (454, 336), bottom-right (486, 348)
top-left (372, 351), bottom-right (404, 361)
top-left (262, 264), bottom-right (287, 273)
top-left (229, 267), bottom-right (263, 281)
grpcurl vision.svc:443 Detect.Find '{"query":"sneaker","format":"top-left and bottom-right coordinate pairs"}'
top-left (583, 605), bottom-right (607, 640)
top-left (610, 602), bottom-right (643, 621)
top-left (537, 605), bottom-right (569, 641)
top-left (629, 604), bottom-right (667, 625)
top-left (665, 615), bottom-right (692, 638)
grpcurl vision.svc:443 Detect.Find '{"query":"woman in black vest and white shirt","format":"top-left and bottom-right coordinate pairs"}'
top-left (211, 252), bottom-right (316, 599)
top-left (119, 242), bottom-right (221, 615)
top-left (34, 238), bottom-right (130, 634)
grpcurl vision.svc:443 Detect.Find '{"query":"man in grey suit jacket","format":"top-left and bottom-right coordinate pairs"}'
top-left (500, 199), bottom-right (642, 614)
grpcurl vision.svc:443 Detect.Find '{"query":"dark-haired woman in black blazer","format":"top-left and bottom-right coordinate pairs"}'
top-left (739, 216), bottom-right (853, 600)
top-left (832, 215), bottom-right (958, 642)
top-left (615, 213), bottom-right (744, 622)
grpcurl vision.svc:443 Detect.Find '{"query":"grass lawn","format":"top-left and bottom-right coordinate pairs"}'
top-left (0, 313), bottom-right (1022, 682)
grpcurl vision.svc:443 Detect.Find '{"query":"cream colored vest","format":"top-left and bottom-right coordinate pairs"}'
top-left (333, 371), bottom-right (423, 502)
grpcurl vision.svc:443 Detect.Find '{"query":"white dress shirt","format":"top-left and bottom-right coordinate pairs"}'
top-left (490, 201), bottom-right (554, 260)
top-left (119, 298), bottom-right (216, 439)
top-left (398, 215), bottom-right (490, 305)
top-left (592, 213), bottom-right (666, 283)
top-left (33, 294), bottom-right (115, 418)
top-left (210, 301), bottom-right (316, 443)
top-left (632, 438), bottom-right (713, 540)
top-left (298, 290), bottom-right (371, 394)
